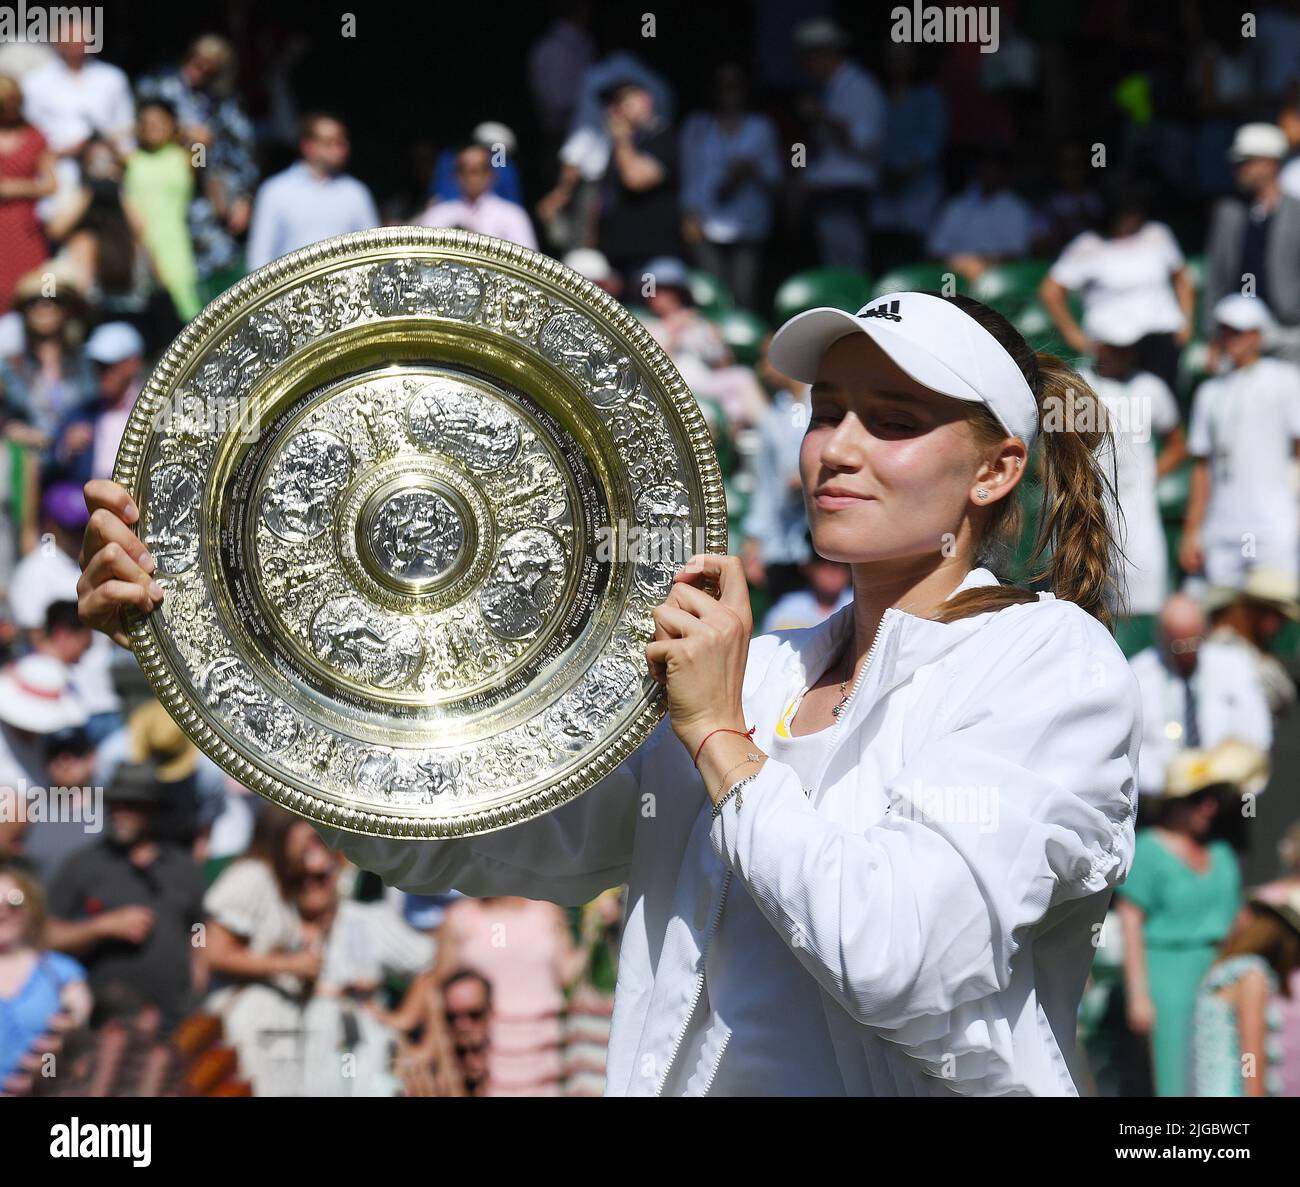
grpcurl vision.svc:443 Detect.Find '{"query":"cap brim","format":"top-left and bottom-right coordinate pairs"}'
top-left (768, 306), bottom-right (985, 406)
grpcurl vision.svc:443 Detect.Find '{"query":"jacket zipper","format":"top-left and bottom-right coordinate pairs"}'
top-left (821, 607), bottom-right (898, 765)
top-left (655, 865), bottom-right (734, 1096)
top-left (664, 609), bottom-right (900, 1096)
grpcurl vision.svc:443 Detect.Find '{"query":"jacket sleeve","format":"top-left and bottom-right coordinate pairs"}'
top-left (311, 716), bottom-right (669, 907)
top-left (707, 601), bottom-right (1141, 1090)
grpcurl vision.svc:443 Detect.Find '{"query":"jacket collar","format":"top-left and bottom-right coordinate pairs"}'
top-left (754, 567), bottom-right (1007, 744)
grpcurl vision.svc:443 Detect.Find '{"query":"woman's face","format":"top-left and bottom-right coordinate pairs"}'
top-left (137, 106), bottom-right (176, 149)
top-left (799, 333), bottom-right (996, 568)
top-left (23, 298), bottom-right (65, 338)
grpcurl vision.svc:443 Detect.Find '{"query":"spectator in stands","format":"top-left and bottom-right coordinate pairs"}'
top-left (1031, 142), bottom-right (1104, 257)
top-left (123, 98), bottom-right (200, 322)
top-left (19, 14), bottom-right (133, 219)
top-left (562, 885), bottom-right (623, 1096)
top-left (536, 52), bottom-right (672, 254)
top-left (742, 334), bottom-right (812, 605)
top-left (428, 121), bottom-right (525, 208)
top-left (47, 761), bottom-right (208, 1036)
top-left (1079, 313), bottom-right (1187, 618)
top-left (873, 43), bottom-right (946, 268)
top-left (43, 138), bottom-right (167, 350)
top-left (1040, 179), bottom-right (1194, 393)
top-left (136, 34), bottom-right (259, 299)
top-left (793, 18), bottom-right (884, 274)
top-left (1129, 592), bottom-right (1273, 801)
top-left (594, 78), bottom-right (682, 292)
top-left (526, 1), bottom-right (596, 162)
top-left (1249, 822), bottom-right (1300, 1097)
top-left (678, 62), bottom-right (780, 311)
top-left (0, 651), bottom-right (88, 823)
top-left (0, 266), bottom-right (93, 443)
top-left (416, 142), bottom-right (537, 249)
top-left (926, 150), bottom-right (1033, 284)
top-left (1279, 85), bottom-right (1300, 199)
top-left (1204, 569), bottom-right (1299, 719)
top-left (442, 968), bottom-right (492, 1096)
top-left (46, 321), bottom-right (144, 488)
top-left (762, 547), bottom-right (853, 634)
top-left (433, 895), bottom-right (583, 1096)
top-left (1181, 294), bottom-right (1300, 587)
top-left (94, 699), bottom-right (227, 858)
top-left (0, 863), bottom-right (92, 1093)
top-left (1115, 740), bottom-right (1257, 1096)
top-left (204, 806), bottom-right (434, 1096)
top-left (561, 246), bottom-right (622, 298)
top-left (245, 112), bottom-right (380, 271)
top-left (0, 75), bottom-right (56, 314)
top-left (1202, 123), bottom-right (1300, 362)
top-left (1188, 887), bottom-right (1300, 1096)
top-left (639, 255), bottom-right (727, 368)
top-left (371, 965), bottom-right (469, 1097)
top-left (7, 483), bottom-right (121, 746)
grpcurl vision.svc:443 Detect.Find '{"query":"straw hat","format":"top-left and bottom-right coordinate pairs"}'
top-left (1163, 738), bottom-right (1270, 799)
top-left (126, 699), bottom-right (198, 782)
top-left (12, 263), bottom-right (86, 310)
top-left (1205, 568), bottom-right (1300, 622)
top-left (1249, 883), bottom-right (1300, 939)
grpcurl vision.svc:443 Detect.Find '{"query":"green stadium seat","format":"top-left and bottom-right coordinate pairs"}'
top-left (870, 263), bottom-right (963, 299)
top-left (711, 308), bottom-right (769, 366)
top-left (1112, 615), bottom-right (1157, 658)
top-left (969, 260), bottom-right (1051, 317)
top-left (688, 269), bottom-right (734, 318)
top-left (1011, 303), bottom-right (1074, 361)
top-left (773, 267), bottom-right (872, 322)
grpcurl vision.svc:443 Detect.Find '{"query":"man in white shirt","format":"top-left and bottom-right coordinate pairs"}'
top-left (793, 18), bottom-right (885, 272)
top-left (1181, 293), bottom-right (1300, 587)
top-left (245, 113), bottom-right (380, 271)
top-left (20, 19), bottom-right (134, 218)
top-left (928, 153), bottom-right (1033, 282)
top-left (1129, 593), bottom-right (1272, 801)
top-left (416, 143), bottom-right (537, 249)
top-left (1083, 313), bottom-right (1188, 616)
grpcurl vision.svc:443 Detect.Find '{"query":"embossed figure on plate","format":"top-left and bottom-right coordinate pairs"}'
top-left (261, 429), bottom-right (354, 543)
top-left (367, 488), bottom-right (464, 583)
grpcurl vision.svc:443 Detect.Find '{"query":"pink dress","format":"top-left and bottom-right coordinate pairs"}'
top-left (0, 126), bottom-right (50, 313)
top-left (442, 898), bottom-right (568, 1096)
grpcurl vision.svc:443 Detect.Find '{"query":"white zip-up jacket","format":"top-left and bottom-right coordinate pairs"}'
top-left (314, 566), bottom-right (1143, 1096)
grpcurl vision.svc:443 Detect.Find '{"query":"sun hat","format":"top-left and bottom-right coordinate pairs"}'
top-left (85, 321), bottom-right (145, 365)
top-left (0, 654), bottom-right (88, 734)
top-left (125, 700), bottom-right (198, 783)
top-left (1212, 292), bottom-right (1275, 333)
top-left (1228, 122), bottom-right (1288, 162)
top-left (1163, 738), bottom-right (1270, 799)
top-left (768, 290), bottom-right (1041, 447)
top-left (1205, 568), bottom-right (1300, 621)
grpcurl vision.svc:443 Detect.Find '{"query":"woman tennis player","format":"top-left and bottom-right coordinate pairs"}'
top-left (78, 290), bottom-right (1141, 1096)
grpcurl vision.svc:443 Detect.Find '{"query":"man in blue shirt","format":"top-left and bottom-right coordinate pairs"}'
top-left (246, 112), bottom-right (381, 271)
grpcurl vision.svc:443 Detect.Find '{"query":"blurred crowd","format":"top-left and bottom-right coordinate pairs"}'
top-left (2, 3), bottom-right (1300, 1097)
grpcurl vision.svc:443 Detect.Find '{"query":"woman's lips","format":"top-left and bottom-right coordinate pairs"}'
top-left (815, 493), bottom-right (871, 509)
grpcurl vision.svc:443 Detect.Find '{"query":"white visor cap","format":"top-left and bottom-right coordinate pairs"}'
top-left (768, 291), bottom-right (1040, 449)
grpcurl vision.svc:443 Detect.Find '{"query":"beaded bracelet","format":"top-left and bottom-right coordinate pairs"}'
top-left (712, 770), bottom-right (761, 818)
top-left (713, 752), bottom-right (763, 800)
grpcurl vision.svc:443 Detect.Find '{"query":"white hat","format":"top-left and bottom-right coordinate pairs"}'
top-left (1229, 122), bottom-right (1288, 162)
top-left (768, 291), bottom-right (1040, 447)
top-left (85, 321), bottom-right (145, 365)
top-left (794, 17), bottom-right (849, 50)
top-left (471, 121), bottom-right (517, 155)
top-left (1084, 304), bottom-right (1145, 348)
top-left (563, 247), bottom-right (615, 283)
top-left (1212, 292), bottom-right (1274, 332)
top-left (0, 655), bottom-right (88, 734)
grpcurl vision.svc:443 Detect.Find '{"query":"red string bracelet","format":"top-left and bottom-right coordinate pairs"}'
top-left (693, 725), bottom-right (757, 769)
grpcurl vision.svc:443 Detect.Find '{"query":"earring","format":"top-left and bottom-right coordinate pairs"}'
top-left (975, 488), bottom-right (990, 500)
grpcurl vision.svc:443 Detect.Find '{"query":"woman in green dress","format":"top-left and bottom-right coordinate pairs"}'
top-left (1115, 745), bottom-right (1251, 1096)
top-left (122, 97), bottom-right (200, 321)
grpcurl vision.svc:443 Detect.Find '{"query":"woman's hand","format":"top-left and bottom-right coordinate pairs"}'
top-left (76, 479), bottom-right (164, 646)
top-left (1126, 990), bottom-right (1156, 1036)
top-left (645, 553), bottom-right (752, 758)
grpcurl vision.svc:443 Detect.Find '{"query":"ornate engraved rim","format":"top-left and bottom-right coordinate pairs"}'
top-left (114, 227), bottom-right (728, 839)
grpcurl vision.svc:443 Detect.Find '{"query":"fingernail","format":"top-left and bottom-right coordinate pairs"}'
top-left (124, 501), bottom-right (138, 522)
top-left (149, 581), bottom-right (164, 600)
top-left (140, 552), bottom-right (155, 574)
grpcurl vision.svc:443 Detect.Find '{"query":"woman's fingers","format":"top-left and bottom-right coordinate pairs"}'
top-left (673, 553), bottom-right (752, 620)
top-left (651, 602), bottom-right (705, 642)
top-left (79, 579), bottom-right (156, 645)
top-left (84, 478), bottom-right (138, 525)
top-left (79, 538), bottom-right (158, 595)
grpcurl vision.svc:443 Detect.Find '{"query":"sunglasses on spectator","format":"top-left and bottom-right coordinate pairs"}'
top-left (1168, 636), bottom-right (1202, 655)
top-left (446, 1007), bottom-right (487, 1022)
